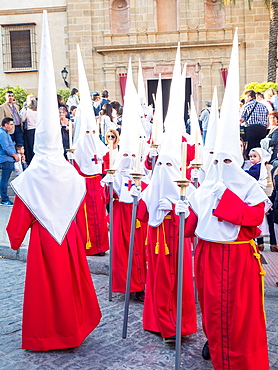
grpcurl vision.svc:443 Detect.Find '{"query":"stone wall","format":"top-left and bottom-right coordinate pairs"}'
top-left (0, 0), bottom-right (271, 112)
top-left (0, 1), bottom-right (68, 93)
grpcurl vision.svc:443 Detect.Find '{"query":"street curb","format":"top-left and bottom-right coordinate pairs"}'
top-left (0, 244), bottom-right (109, 276)
top-left (1, 245), bottom-right (277, 296)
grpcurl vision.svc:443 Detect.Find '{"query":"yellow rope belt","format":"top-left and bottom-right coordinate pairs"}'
top-left (154, 220), bottom-right (170, 255)
top-left (220, 239), bottom-right (266, 322)
top-left (84, 203), bottom-right (92, 250)
top-left (145, 215), bottom-right (171, 255)
top-left (84, 174), bottom-right (100, 178)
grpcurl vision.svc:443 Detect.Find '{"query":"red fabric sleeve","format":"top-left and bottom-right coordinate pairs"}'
top-left (184, 208), bottom-right (198, 238)
top-left (187, 144), bottom-right (195, 166)
top-left (6, 196), bottom-right (34, 250)
top-left (144, 154), bottom-right (158, 171)
top-left (213, 188), bottom-right (265, 227)
top-left (102, 152), bottom-right (110, 175)
top-left (102, 184), bottom-right (118, 204)
top-left (137, 199), bottom-right (149, 223)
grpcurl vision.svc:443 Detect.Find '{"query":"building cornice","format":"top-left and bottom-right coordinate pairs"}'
top-left (0, 6), bottom-right (66, 16)
top-left (94, 40), bottom-right (240, 54)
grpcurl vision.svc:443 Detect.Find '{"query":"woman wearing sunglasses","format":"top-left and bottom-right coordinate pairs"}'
top-left (102, 129), bottom-right (120, 175)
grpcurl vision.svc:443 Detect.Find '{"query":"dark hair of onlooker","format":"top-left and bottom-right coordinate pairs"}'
top-left (28, 98), bottom-right (37, 111)
top-left (2, 117), bottom-right (13, 126)
top-left (16, 144), bottom-right (24, 151)
top-left (268, 110), bottom-right (278, 121)
top-left (255, 92), bottom-right (264, 99)
top-left (57, 94), bottom-right (66, 105)
top-left (240, 137), bottom-right (248, 161)
top-left (59, 106), bottom-right (67, 114)
top-left (6, 90), bottom-right (13, 95)
top-left (244, 90), bottom-right (256, 100)
top-left (101, 89), bottom-right (109, 98)
top-left (70, 88), bottom-right (78, 96)
top-left (102, 103), bottom-right (114, 122)
top-left (110, 101), bottom-right (122, 115)
top-left (70, 105), bottom-right (77, 112)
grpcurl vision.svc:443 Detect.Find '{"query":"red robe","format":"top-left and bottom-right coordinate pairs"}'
top-left (185, 189), bottom-right (269, 370)
top-left (75, 164), bottom-right (109, 255)
top-left (137, 200), bottom-right (197, 338)
top-left (6, 196), bottom-right (101, 351)
top-left (103, 186), bottom-right (147, 293)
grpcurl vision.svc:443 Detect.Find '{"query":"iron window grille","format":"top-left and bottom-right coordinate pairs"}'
top-left (1, 23), bottom-right (38, 72)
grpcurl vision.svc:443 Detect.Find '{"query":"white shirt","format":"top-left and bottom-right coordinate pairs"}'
top-left (20, 108), bottom-right (37, 130)
top-left (100, 115), bottom-right (117, 137)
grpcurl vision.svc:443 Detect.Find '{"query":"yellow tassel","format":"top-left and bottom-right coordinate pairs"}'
top-left (84, 203), bottom-right (92, 250)
top-left (86, 241), bottom-right (92, 250)
top-left (253, 252), bottom-right (261, 260)
top-left (155, 242), bottom-right (159, 254)
top-left (164, 243), bottom-right (169, 255)
top-left (136, 219), bottom-right (141, 228)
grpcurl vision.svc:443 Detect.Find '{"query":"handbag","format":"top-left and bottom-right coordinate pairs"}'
top-left (260, 137), bottom-right (273, 156)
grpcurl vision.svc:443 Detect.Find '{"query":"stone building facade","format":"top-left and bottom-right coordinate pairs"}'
top-left (0, 0), bottom-right (271, 112)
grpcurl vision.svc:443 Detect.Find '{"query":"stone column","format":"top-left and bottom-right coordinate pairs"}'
top-left (66, 0), bottom-right (94, 88)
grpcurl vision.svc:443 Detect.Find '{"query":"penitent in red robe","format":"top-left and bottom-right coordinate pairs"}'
top-left (185, 189), bottom-right (269, 370)
top-left (137, 200), bottom-right (197, 339)
top-left (75, 163), bottom-right (109, 255)
top-left (103, 187), bottom-right (147, 293)
top-left (6, 196), bottom-right (102, 351)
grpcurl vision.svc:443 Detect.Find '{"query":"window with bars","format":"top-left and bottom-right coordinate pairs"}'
top-left (1, 23), bottom-right (37, 72)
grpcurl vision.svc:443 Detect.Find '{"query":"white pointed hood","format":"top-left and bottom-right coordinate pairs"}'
top-left (73, 45), bottom-right (108, 175)
top-left (138, 58), bottom-right (148, 115)
top-left (142, 47), bottom-right (195, 226)
top-left (113, 58), bottom-right (142, 202)
top-left (11, 11), bottom-right (86, 244)
top-left (189, 28), bottom-right (269, 242)
top-left (202, 87), bottom-right (219, 173)
top-left (152, 73), bottom-right (164, 146)
top-left (190, 96), bottom-right (203, 165)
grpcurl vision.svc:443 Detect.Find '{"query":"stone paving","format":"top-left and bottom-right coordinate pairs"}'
top-left (0, 258), bottom-right (278, 370)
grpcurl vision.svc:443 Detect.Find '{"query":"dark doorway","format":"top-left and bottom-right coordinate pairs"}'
top-left (147, 78), bottom-right (192, 123)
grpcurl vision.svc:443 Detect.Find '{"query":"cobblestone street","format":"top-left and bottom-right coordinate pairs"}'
top-left (1, 258), bottom-right (278, 370)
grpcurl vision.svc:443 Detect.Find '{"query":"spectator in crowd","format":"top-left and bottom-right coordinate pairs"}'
top-left (265, 111), bottom-right (278, 168)
top-left (256, 92), bottom-right (273, 113)
top-left (57, 94), bottom-right (70, 119)
top-left (271, 89), bottom-right (278, 111)
top-left (240, 89), bottom-right (269, 154)
top-left (20, 95), bottom-right (37, 165)
top-left (91, 91), bottom-right (102, 117)
top-left (100, 89), bottom-right (110, 108)
top-left (199, 101), bottom-right (211, 144)
top-left (100, 103), bottom-right (117, 142)
top-left (66, 88), bottom-right (79, 108)
top-left (69, 105), bottom-right (77, 124)
top-left (264, 88), bottom-right (275, 110)
top-left (110, 100), bottom-right (123, 134)
top-left (0, 91), bottom-right (24, 146)
top-left (14, 144), bottom-right (28, 176)
top-left (59, 106), bottom-right (71, 158)
top-left (0, 117), bottom-right (19, 205)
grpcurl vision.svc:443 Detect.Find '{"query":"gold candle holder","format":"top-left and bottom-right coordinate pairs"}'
top-left (130, 172), bottom-right (144, 187)
top-left (66, 148), bottom-right (75, 153)
top-left (191, 162), bottom-right (202, 170)
top-left (175, 179), bottom-right (190, 197)
top-left (106, 169), bottom-right (116, 175)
